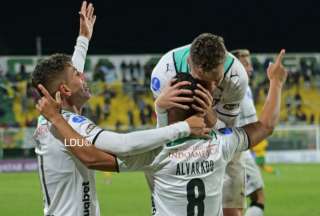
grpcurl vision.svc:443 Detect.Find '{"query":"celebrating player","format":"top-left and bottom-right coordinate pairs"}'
top-left (150, 33), bottom-right (249, 215)
top-left (117, 49), bottom-right (286, 216)
top-left (37, 49), bottom-right (287, 216)
top-left (32, 2), bottom-right (207, 216)
top-left (231, 49), bottom-right (266, 216)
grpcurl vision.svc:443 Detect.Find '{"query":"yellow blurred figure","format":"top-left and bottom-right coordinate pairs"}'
top-left (251, 140), bottom-right (275, 174)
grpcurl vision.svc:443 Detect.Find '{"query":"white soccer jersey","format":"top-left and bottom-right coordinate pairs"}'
top-left (150, 45), bottom-right (248, 126)
top-left (34, 111), bottom-right (103, 216)
top-left (118, 127), bottom-right (250, 216)
top-left (236, 86), bottom-right (258, 127)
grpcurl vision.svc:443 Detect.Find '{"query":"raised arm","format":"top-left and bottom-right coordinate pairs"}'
top-left (243, 49), bottom-right (287, 146)
top-left (72, 1), bottom-right (96, 72)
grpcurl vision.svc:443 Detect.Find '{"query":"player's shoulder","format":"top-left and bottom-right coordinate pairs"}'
top-left (62, 110), bottom-right (93, 129)
top-left (219, 52), bottom-right (248, 102)
top-left (224, 52), bottom-right (248, 84)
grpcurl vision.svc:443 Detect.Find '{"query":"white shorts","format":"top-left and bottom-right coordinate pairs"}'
top-left (243, 150), bottom-right (264, 196)
top-left (223, 152), bottom-right (246, 208)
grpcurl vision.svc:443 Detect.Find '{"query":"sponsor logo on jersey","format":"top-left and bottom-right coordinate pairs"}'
top-left (86, 123), bottom-right (96, 134)
top-left (151, 196), bottom-right (157, 215)
top-left (218, 128), bottom-right (233, 135)
top-left (223, 103), bottom-right (239, 110)
top-left (169, 144), bottom-right (218, 160)
top-left (72, 115), bottom-right (86, 123)
top-left (82, 181), bottom-right (90, 216)
top-left (151, 77), bottom-right (161, 91)
top-left (33, 125), bottom-right (49, 139)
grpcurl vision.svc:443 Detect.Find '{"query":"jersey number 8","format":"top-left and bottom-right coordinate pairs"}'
top-left (187, 178), bottom-right (206, 216)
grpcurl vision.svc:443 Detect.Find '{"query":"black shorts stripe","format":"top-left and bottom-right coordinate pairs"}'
top-left (39, 155), bottom-right (51, 206)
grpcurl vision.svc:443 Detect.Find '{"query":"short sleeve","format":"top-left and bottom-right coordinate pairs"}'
top-left (150, 52), bottom-right (177, 98)
top-left (66, 114), bottom-right (104, 144)
top-left (219, 127), bottom-right (250, 162)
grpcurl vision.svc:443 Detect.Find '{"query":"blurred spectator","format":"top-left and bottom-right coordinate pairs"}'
top-left (295, 105), bottom-right (307, 122)
top-left (127, 110), bottom-right (134, 129)
top-left (19, 64), bottom-right (29, 80)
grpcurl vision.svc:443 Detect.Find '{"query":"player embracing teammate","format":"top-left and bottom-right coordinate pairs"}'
top-left (33, 1), bottom-right (288, 216)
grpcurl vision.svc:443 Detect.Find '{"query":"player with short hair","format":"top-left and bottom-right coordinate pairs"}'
top-left (36, 49), bottom-right (287, 216)
top-left (32, 2), bottom-right (207, 216)
top-left (231, 49), bottom-right (265, 216)
top-left (151, 33), bottom-right (250, 216)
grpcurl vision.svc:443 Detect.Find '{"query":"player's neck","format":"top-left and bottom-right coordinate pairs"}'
top-left (61, 99), bottom-right (83, 114)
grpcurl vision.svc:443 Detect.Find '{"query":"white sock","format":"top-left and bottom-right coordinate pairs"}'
top-left (245, 206), bottom-right (264, 216)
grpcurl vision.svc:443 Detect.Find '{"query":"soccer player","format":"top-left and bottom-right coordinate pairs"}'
top-left (231, 49), bottom-right (265, 216)
top-left (37, 49), bottom-right (287, 216)
top-left (150, 33), bottom-right (249, 216)
top-left (32, 2), bottom-right (207, 216)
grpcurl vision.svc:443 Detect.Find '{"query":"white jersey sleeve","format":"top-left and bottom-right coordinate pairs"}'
top-left (215, 57), bottom-right (248, 127)
top-left (150, 50), bottom-right (177, 98)
top-left (66, 113), bottom-right (104, 144)
top-left (218, 127), bottom-right (250, 162)
top-left (94, 121), bottom-right (190, 157)
top-left (71, 36), bottom-right (89, 73)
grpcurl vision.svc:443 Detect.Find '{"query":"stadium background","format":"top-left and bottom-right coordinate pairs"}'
top-left (0, 0), bottom-right (320, 215)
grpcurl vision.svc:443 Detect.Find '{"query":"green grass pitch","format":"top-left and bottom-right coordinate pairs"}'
top-left (0, 164), bottom-right (319, 216)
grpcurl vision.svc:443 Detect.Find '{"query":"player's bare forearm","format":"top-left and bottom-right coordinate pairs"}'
top-left (243, 49), bottom-right (287, 146)
top-left (243, 80), bottom-right (283, 146)
top-left (205, 108), bottom-right (217, 128)
top-left (259, 81), bottom-right (282, 130)
top-left (51, 115), bottom-right (118, 171)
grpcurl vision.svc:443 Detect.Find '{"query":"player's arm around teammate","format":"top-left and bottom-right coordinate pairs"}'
top-left (35, 84), bottom-right (210, 170)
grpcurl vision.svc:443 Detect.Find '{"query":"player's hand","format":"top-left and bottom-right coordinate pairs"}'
top-left (36, 84), bottom-right (62, 123)
top-left (79, 1), bottom-right (96, 40)
top-left (185, 115), bottom-right (210, 137)
top-left (191, 83), bottom-right (214, 117)
top-left (267, 49), bottom-right (288, 87)
top-left (155, 79), bottom-right (194, 111)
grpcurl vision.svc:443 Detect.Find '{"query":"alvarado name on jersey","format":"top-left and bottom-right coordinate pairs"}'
top-left (176, 160), bottom-right (215, 176)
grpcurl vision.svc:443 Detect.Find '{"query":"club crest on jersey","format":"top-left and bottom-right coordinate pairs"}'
top-left (151, 77), bottom-right (161, 91)
top-left (218, 128), bottom-right (233, 135)
top-left (72, 115), bottom-right (86, 123)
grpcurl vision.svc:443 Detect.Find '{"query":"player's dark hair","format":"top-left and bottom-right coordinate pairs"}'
top-left (190, 33), bottom-right (226, 73)
top-left (168, 73), bottom-right (201, 121)
top-left (31, 53), bottom-right (71, 96)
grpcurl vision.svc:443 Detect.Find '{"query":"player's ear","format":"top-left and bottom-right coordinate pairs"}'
top-left (59, 84), bottom-right (72, 97)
